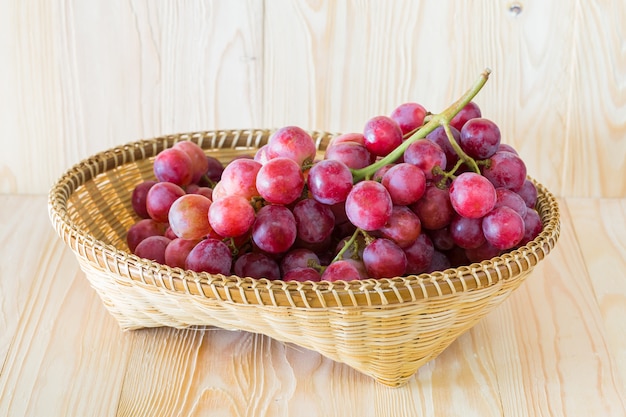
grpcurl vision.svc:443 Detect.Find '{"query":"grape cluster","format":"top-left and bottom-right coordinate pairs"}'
top-left (126, 79), bottom-right (543, 283)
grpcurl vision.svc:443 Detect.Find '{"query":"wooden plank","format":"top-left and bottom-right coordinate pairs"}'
top-left (479, 198), bottom-right (626, 416)
top-left (561, 3), bottom-right (626, 197)
top-left (567, 197), bottom-right (626, 393)
top-left (0, 196), bottom-right (131, 416)
top-left (261, 0), bottom-right (577, 197)
top-left (0, 0), bottom-right (263, 195)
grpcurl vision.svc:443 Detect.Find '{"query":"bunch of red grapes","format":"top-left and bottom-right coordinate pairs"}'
top-left (127, 100), bottom-right (542, 282)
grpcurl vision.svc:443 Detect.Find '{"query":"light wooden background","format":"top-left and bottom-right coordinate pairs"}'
top-left (1, 0), bottom-right (625, 198)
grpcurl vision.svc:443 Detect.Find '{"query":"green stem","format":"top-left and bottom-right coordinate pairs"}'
top-left (351, 68), bottom-right (491, 182)
top-left (330, 227), bottom-right (361, 264)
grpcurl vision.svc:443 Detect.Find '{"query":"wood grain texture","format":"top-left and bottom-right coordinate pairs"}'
top-left (2, 195), bottom-right (626, 415)
top-left (567, 198), bottom-right (626, 395)
top-left (1, 0), bottom-right (625, 196)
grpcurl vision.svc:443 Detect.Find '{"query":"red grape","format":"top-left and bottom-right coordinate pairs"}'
top-left (363, 238), bottom-right (407, 278)
top-left (450, 101), bottom-right (481, 131)
top-left (168, 194), bottom-right (213, 240)
top-left (390, 102), bottom-right (427, 135)
top-left (256, 157), bottom-right (305, 205)
top-left (330, 132), bottom-right (366, 146)
top-left (381, 163), bottom-right (426, 205)
top-left (426, 125), bottom-right (461, 170)
top-left (252, 205), bottom-right (297, 254)
top-left (518, 179), bottom-right (538, 208)
top-left (403, 139), bottom-right (447, 180)
top-left (321, 259), bottom-right (367, 282)
top-left (449, 215), bottom-right (485, 249)
top-left (219, 158), bottom-right (262, 200)
top-left (410, 184), bottom-right (454, 230)
top-left (131, 180), bottom-right (157, 218)
top-left (449, 172), bottom-right (497, 219)
top-left (173, 141), bottom-right (209, 184)
top-left (185, 238), bottom-right (232, 274)
top-left (127, 218), bottom-right (166, 253)
top-left (234, 252), bottom-right (281, 280)
top-left (146, 181), bottom-right (186, 223)
top-left (164, 238), bottom-right (199, 269)
top-left (283, 267), bottom-right (322, 282)
top-left (267, 126), bottom-right (317, 166)
top-left (280, 248), bottom-right (321, 275)
top-left (377, 206), bottom-right (421, 248)
top-left (307, 159), bottom-right (354, 205)
top-left (363, 115), bottom-right (403, 157)
top-left (134, 235), bottom-right (171, 264)
top-left (459, 118), bottom-right (501, 159)
top-left (208, 195), bottom-right (256, 238)
top-left (482, 206), bottom-right (525, 250)
top-left (494, 187), bottom-right (527, 218)
top-left (153, 148), bottom-right (194, 187)
top-left (404, 233), bottom-right (435, 275)
top-left (425, 250), bottom-right (452, 273)
top-left (520, 208), bottom-right (543, 245)
top-left (345, 180), bottom-right (393, 231)
top-left (482, 151), bottom-right (527, 191)
top-left (324, 141), bottom-right (372, 169)
top-left (293, 198), bottom-right (335, 244)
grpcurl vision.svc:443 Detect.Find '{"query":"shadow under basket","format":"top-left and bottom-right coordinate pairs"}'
top-left (48, 129), bottom-right (561, 387)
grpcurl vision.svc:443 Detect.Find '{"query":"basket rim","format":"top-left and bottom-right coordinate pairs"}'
top-left (47, 129), bottom-right (561, 309)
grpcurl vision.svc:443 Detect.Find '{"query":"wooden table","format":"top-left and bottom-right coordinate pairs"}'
top-left (1, 194), bottom-right (625, 416)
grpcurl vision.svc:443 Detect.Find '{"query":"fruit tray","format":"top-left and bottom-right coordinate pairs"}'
top-left (48, 128), bottom-right (560, 387)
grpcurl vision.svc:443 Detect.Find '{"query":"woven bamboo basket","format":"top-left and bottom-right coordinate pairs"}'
top-left (48, 129), bottom-right (560, 387)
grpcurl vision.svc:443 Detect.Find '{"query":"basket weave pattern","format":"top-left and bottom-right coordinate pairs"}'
top-left (48, 130), bottom-right (560, 387)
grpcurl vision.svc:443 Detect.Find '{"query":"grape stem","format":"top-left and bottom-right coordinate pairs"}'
top-left (351, 68), bottom-right (492, 182)
top-left (442, 122), bottom-right (480, 174)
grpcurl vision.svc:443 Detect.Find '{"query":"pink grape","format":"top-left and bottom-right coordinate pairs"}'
top-left (127, 218), bottom-right (166, 253)
top-left (362, 238), bottom-right (407, 278)
top-left (381, 163), bottom-right (426, 205)
top-left (164, 238), bottom-right (199, 269)
top-left (321, 259), bottom-right (367, 282)
top-left (324, 142), bottom-right (372, 169)
top-left (403, 140), bottom-right (447, 180)
top-left (498, 143), bottom-right (519, 155)
top-left (219, 158), bottom-right (262, 200)
top-left (377, 206), bottom-right (422, 248)
top-left (482, 206), bottom-right (525, 250)
top-left (363, 115), bottom-right (403, 157)
top-left (403, 233), bottom-right (435, 275)
top-left (345, 180), bottom-right (393, 231)
top-left (186, 185), bottom-right (213, 200)
top-left (293, 198), bottom-right (335, 244)
top-left (267, 126), bottom-right (317, 166)
top-left (234, 252), bottom-right (280, 280)
top-left (410, 184), bottom-right (454, 230)
top-left (256, 157), bottom-right (304, 205)
top-left (168, 194), bottom-right (213, 240)
top-left (482, 151), bottom-right (527, 191)
top-left (146, 181), bottom-right (186, 223)
top-left (254, 144), bottom-right (271, 164)
top-left (449, 172), bottom-right (497, 219)
top-left (307, 159), bottom-right (354, 205)
top-left (131, 180), bottom-right (158, 218)
top-left (208, 195), bottom-right (256, 238)
top-left (390, 102), bottom-right (427, 135)
top-left (252, 205), bottom-right (297, 254)
top-left (173, 141), bottom-right (209, 184)
top-left (134, 235), bottom-right (171, 264)
top-left (450, 101), bottom-right (481, 131)
top-left (459, 118), bottom-right (501, 159)
top-left (153, 147), bottom-right (194, 187)
top-left (185, 238), bottom-right (232, 274)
